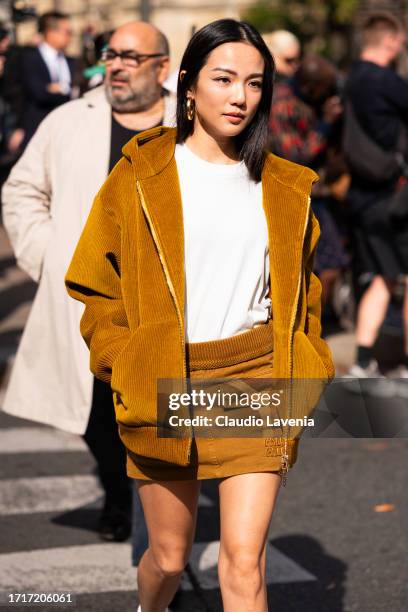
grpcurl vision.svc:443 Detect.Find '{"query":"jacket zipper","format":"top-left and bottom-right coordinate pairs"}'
top-left (280, 194), bottom-right (311, 486)
top-left (136, 180), bottom-right (191, 462)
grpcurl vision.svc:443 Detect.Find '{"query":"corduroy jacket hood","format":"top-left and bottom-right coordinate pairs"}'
top-left (66, 126), bottom-right (335, 469)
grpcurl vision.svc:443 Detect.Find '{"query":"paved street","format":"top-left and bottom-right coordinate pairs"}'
top-left (0, 225), bottom-right (407, 611)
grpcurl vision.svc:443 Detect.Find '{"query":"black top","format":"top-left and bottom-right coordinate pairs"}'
top-left (109, 113), bottom-right (140, 172)
top-left (109, 113), bottom-right (163, 172)
top-left (347, 60), bottom-right (408, 152)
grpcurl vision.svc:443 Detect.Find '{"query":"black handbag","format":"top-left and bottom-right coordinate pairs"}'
top-left (342, 100), bottom-right (406, 185)
top-left (343, 99), bottom-right (408, 220)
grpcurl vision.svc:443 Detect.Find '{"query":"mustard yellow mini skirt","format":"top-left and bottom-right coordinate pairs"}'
top-left (126, 320), bottom-right (298, 481)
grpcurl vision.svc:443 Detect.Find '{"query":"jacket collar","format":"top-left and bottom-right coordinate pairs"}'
top-left (123, 126), bottom-right (176, 179)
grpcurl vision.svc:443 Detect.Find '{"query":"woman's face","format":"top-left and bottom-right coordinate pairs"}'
top-left (187, 42), bottom-right (265, 139)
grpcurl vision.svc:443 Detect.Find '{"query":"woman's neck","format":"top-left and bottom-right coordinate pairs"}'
top-left (184, 122), bottom-right (239, 164)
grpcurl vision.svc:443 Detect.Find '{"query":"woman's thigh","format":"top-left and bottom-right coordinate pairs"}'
top-left (136, 479), bottom-right (201, 566)
top-left (218, 472), bottom-right (281, 565)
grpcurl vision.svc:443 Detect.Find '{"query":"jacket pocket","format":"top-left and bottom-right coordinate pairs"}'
top-left (292, 330), bottom-right (329, 380)
top-left (110, 321), bottom-right (184, 428)
top-left (291, 330), bottom-right (329, 422)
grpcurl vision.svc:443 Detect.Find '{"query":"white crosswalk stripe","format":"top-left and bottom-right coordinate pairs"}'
top-left (0, 544), bottom-right (137, 594)
top-left (0, 475), bottom-right (102, 516)
top-left (0, 475), bottom-right (214, 517)
top-left (0, 427), bottom-right (87, 454)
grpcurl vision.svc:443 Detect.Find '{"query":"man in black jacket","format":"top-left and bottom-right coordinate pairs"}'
top-left (20, 11), bottom-right (76, 148)
top-left (346, 12), bottom-right (408, 383)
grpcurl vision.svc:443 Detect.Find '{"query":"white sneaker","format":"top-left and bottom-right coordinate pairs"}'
top-left (387, 364), bottom-right (408, 377)
top-left (344, 359), bottom-right (396, 397)
top-left (386, 365), bottom-right (408, 398)
top-left (345, 358), bottom-right (382, 378)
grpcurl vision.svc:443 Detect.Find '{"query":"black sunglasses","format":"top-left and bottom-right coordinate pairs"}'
top-left (101, 49), bottom-right (166, 67)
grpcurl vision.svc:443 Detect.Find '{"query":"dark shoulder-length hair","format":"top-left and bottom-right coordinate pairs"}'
top-left (176, 19), bottom-right (275, 182)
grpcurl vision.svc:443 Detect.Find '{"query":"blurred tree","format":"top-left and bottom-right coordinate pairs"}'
top-left (242, 0), bottom-right (360, 65)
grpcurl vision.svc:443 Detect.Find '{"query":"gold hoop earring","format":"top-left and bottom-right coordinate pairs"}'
top-left (186, 98), bottom-right (195, 121)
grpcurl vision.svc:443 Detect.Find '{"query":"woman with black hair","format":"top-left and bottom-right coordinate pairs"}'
top-left (66, 18), bottom-right (334, 612)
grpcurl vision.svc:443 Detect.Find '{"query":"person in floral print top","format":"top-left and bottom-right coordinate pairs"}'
top-left (268, 54), bottom-right (342, 165)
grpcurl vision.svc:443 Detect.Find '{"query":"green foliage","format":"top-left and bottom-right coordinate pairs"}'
top-left (242, 0), bottom-right (359, 38)
top-left (242, 0), bottom-right (359, 62)
top-left (333, 0), bottom-right (360, 24)
top-left (243, 1), bottom-right (301, 36)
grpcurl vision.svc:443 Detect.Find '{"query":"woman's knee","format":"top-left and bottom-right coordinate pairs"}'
top-left (218, 543), bottom-right (264, 581)
top-left (150, 542), bottom-right (191, 577)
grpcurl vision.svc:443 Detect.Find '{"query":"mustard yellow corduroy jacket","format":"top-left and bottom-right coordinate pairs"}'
top-left (65, 126), bottom-right (335, 467)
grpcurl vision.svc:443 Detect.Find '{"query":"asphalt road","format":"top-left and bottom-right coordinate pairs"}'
top-left (0, 226), bottom-right (407, 612)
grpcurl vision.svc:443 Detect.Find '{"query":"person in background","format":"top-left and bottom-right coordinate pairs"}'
top-left (19, 11), bottom-right (76, 148)
top-left (1, 38), bottom-right (25, 163)
top-left (0, 24), bottom-right (18, 184)
top-left (268, 54), bottom-right (342, 164)
top-left (268, 54), bottom-right (348, 321)
top-left (2, 21), bottom-right (174, 552)
top-left (81, 30), bottom-right (113, 92)
top-left (345, 13), bottom-right (408, 381)
top-left (263, 29), bottom-right (301, 82)
top-left (0, 25), bottom-right (10, 76)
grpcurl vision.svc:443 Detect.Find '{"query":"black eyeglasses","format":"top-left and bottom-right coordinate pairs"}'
top-left (101, 48), bottom-right (166, 67)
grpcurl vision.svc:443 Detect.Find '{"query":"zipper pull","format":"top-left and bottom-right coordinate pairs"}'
top-left (279, 454), bottom-right (290, 487)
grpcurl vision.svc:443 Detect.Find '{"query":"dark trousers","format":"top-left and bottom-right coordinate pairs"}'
top-left (83, 377), bottom-right (148, 561)
top-left (83, 377), bottom-right (132, 507)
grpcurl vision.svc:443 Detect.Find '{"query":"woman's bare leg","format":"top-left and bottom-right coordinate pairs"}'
top-left (136, 479), bottom-right (201, 612)
top-left (355, 275), bottom-right (393, 347)
top-left (218, 471), bottom-right (282, 612)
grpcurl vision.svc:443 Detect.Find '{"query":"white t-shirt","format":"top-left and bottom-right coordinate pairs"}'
top-left (175, 143), bottom-right (271, 343)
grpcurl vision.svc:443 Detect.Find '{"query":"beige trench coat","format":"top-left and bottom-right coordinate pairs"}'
top-left (2, 86), bottom-right (176, 433)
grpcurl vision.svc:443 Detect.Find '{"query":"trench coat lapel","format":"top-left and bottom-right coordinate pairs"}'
top-left (138, 158), bottom-right (185, 323)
